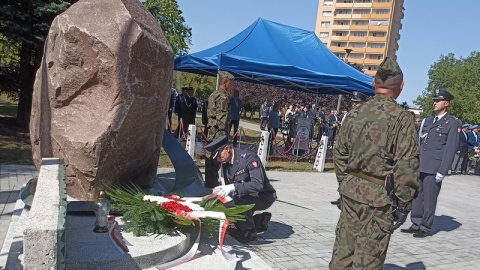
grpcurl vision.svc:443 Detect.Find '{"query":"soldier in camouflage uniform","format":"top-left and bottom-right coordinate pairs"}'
top-left (204, 71), bottom-right (234, 188)
top-left (330, 58), bottom-right (419, 270)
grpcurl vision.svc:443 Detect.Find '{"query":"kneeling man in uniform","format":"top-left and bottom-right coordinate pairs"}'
top-left (204, 135), bottom-right (277, 243)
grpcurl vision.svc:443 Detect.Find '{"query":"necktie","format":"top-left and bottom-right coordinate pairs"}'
top-left (434, 116), bottom-right (438, 124)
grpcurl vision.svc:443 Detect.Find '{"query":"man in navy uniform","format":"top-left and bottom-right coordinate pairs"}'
top-left (401, 89), bottom-right (461, 238)
top-left (466, 124), bottom-right (479, 174)
top-left (204, 135), bottom-right (276, 243)
top-left (452, 123), bottom-right (469, 174)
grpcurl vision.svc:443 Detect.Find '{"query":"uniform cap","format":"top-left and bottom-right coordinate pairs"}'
top-left (218, 71), bottom-right (235, 80)
top-left (375, 57), bottom-right (403, 81)
top-left (204, 135), bottom-right (229, 159)
top-left (471, 125), bottom-right (479, 129)
top-left (351, 91), bottom-right (367, 102)
top-left (462, 123), bottom-right (470, 128)
top-left (432, 89), bottom-right (454, 101)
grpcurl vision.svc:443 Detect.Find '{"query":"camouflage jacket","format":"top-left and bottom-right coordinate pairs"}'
top-left (207, 89), bottom-right (231, 131)
top-left (333, 94), bottom-right (419, 210)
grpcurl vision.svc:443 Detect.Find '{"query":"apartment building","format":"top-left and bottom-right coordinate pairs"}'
top-left (315, 0), bottom-right (404, 76)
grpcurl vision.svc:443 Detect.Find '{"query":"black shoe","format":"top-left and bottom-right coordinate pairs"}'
top-left (254, 212), bottom-right (272, 233)
top-left (234, 229), bottom-right (257, 243)
top-left (331, 198), bottom-right (341, 205)
top-left (400, 227), bottom-right (419, 234)
top-left (413, 230), bottom-right (430, 238)
top-left (226, 227), bottom-right (239, 237)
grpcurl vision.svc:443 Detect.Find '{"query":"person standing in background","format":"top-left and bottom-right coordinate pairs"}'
top-left (451, 123), bottom-right (469, 174)
top-left (167, 88), bottom-right (176, 131)
top-left (465, 124), bottom-right (479, 174)
top-left (204, 71), bottom-right (234, 188)
top-left (260, 100), bottom-right (270, 130)
top-left (229, 90), bottom-right (243, 147)
top-left (401, 89), bottom-right (460, 238)
top-left (267, 103), bottom-right (281, 154)
top-left (180, 87), bottom-right (198, 134)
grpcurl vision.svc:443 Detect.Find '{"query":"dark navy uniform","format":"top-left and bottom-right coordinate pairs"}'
top-left (221, 148), bottom-right (276, 231)
top-left (409, 89), bottom-right (461, 235)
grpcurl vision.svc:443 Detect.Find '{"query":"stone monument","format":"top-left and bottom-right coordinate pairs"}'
top-left (30, 0), bottom-right (173, 200)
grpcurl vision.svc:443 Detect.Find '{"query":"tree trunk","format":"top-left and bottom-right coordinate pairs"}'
top-left (16, 42), bottom-right (35, 129)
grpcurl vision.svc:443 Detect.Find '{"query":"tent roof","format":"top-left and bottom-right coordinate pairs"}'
top-left (174, 18), bottom-right (374, 95)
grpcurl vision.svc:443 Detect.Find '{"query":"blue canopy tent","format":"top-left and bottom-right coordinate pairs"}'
top-left (174, 18), bottom-right (374, 95)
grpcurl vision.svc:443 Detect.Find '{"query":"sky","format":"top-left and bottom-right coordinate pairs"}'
top-left (176, 0), bottom-right (480, 107)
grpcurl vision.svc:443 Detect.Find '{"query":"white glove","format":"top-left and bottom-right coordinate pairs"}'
top-left (213, 184), bottom-right (235, 197)
top-left (435, 172), bottom-right (444, 183)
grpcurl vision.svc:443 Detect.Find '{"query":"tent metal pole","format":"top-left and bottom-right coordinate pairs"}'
top-left (336, 94), bottom-right (342, 112)
top-left (215, 69), bottom-right (220, 90)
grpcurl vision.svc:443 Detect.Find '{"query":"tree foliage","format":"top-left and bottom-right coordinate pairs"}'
top-left (143, 0), bottom-right (192, 56)
top-left (413, 52), bottom-right (480, 123)
top-left (174, 72), bottom-right (216, 100)
top-left (0, 0), bottom-right (77, 126)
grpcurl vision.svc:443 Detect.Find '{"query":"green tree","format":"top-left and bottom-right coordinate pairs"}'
top-left (142, 0), bottom-right (192, 56)
top-left (0, 0), bottom-right (76, 127)
top-left (175, 72), bottom-right (216, 100)
top-left (413, 52), bottom-right (480, 123)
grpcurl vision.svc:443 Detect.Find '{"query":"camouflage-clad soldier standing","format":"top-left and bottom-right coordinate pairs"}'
top-left (330, 58), bottom-right (419, 270)
top-left (204, 71), bottom-right (234, 188)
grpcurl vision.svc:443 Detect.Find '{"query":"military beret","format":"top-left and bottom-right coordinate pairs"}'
top-left (204, 135), bottom-right (229, 159)
top-left (432, 89), bottom-right (454, 101)
top-left (218, 71), bottom-right (235, 80)
top-left (351, 91), bottom-right (367, 102)
top-left (462, 123), bottom-right (470, 128)
top-left (471, 125), bottom-right (479, 129)
top-left (375, 57), bottom-right (403, 81)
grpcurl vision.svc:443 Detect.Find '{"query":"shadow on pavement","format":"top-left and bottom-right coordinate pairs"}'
top-left (431, 215), bottom-right (462, 235)
top-left (383, 261), bottom-right (426, 270)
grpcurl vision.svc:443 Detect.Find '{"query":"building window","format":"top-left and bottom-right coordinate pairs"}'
top-left (352, 31), bottom-right (367, 36)
top-left (353, 20), bottom-right (368, 25)
top-left (337, 10), bottom-right (351, 14)
top-left (368, 54), bottom-right (384, 60)
top-left (371, 32), bottom-right (386, 37)
top-left (335, 43), bottom-right (347, 47)
top-left (369, 43), bottom-right (385, 48)
top-left (351, 43), bottom-right (366, 48)
top-left (334, 31), bottom-right (348, 36)
top-left (349, 53), bottom-right (364, 59)
top-left (324, 0), bottom-right (333, 5)
top-left (323, 11), bottom-right (332, 17)
top-left (334, 20), bottom-right (350, 25)
top-left (319, 32), bottom-right (329, 38)
top-left (321, 21), bottom-right (331, 27)
top-left (370, 20), bottom-right (389, 26)
top-left (367, 66), bottom-right (378, 71)
top-left (376, 0), bottom-right (391, 2)
top-left (355, 0), bottom-right (372, 2)
top-left (353, 9), bottom-right (370, 14)
top-left (374, 9), bottom-right (390, 14)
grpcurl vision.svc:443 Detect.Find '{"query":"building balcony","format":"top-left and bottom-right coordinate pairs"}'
top-left (330, 36), bottom-right (349, 41)
top-left (372, 2), bottom-right (393, 8)
top-left (347, 47), bottom-right (366, 53)
top-left (364, 69), bottom-right (376, 76)
top-left (360, 14), bottom-right (371, 19)
top-left (332, 24), bottom-right (351, 30)
top-left (352, 3), bottom-right (372, 8)
top-left (335, 14), bottom-right (353, 19)
top-left (363, 58), bottom-right (383, 65)
top-left (368, 25), bottom-right (389, 31)
top-left (348, 36), bottom-right (368, 42)
top-left (350, 24), bottom-right (369, 30)
top-left (365, 47), bottom-right (385, 54)
top-left (367, 36), bottom-right (387, 42)
top-left (335, 3), bottom-right (354, 8)
top-left (371, 13), bottom-right (391, 19)
top-left (330, 46), bottom-right (349, 53)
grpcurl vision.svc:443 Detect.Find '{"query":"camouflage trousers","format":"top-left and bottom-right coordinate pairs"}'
top-left (330, 196), bottom-right (394, 270)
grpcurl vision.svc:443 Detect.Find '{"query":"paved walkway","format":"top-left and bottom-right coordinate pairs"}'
top-left (1, 164), bottom-right (480, 269)
top-left (0, 165), bottom-right (37, 251)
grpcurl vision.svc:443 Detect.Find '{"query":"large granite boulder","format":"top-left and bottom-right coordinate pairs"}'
top-left (30, 0), bottom-right (173, 200)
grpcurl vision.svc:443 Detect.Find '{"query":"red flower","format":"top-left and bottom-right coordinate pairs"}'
top-left (161, 201), bottom-right (192, 213)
